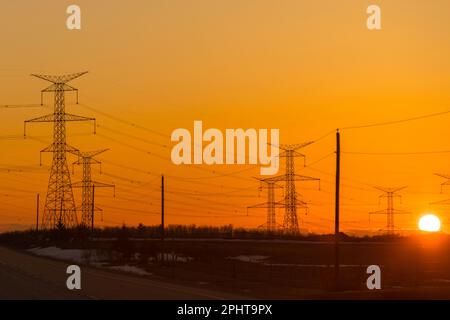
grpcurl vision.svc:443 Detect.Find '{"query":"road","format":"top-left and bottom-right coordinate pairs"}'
top-left (0, 246), bottom-right (246, 300)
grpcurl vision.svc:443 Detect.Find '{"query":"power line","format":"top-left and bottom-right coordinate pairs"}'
top-left (305, 167), bottom-right (376, 192)
top-left (96, 132), bottom-right (168, 161)
top-left (97, 123), bottom-right (168, 149)
top-left (103, 166), bottom-right (257, 195)
top-left (341, 108), bottom-right (450, 130)
top-left (102, 157), bottom-right (257, 189)
top-left (303, 152), bottom-right (335, 167)
top-left (114, 182), bottom-right (250, 211)
top-left (99, 204), bottom-right (160, 216)
top-left (312, 130), bottom-right (336, 143)
top-left (78, 102), bottom-right (168, 138)
top-left (102, 172), bottom-right (149, 186)
top-left (343, 150), bottom-right (450, 155)
top-left (170, 166), bottom-right (257, 180)
top-left (99, 132), bottom-right (255, 183)
top-left (0, 104), bottom-right (43, 109)
top-left (101, 159), bottom-right (160, 177)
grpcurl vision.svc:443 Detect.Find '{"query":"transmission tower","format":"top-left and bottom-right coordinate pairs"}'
top-left (265, 142), bottom-right (320, 234)
top-left (434, 173), bottom-right (450, 194)
top-left (247, 177), bottom-right (285, 232)
top-left (24, 72), bottom-right (96, 229)
top-left (429, 173), bottom-right (450, 206)
top-left (369, 186), bottom-right (409, 235)
top-left (72, 149), bottom-right (115, 228)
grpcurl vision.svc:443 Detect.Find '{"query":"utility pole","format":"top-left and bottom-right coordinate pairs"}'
top-left (91, 185), bottom-right (95, 232)
top-left (370, 186), bottom-right (408, 235)
top-left (24, 72), bottom-right (96, 229)
top-left (334, 129), bottom-right (340, 290)
top-left (36, 193), bottom-right (40, 232)
top-left (161, 175), bottom-right (165, 241)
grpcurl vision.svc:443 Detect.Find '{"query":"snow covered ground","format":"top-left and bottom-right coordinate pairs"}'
top-left (228, 255), bottom-right (363, 268)
top-left (27, 247), bottom-right (151, 277)
top-left (108, 265), bottom-right (152, 276)
top-left (27, 247), bottom-right (105, 264)
top-left (228, 255), bottom-right (269, 263)
top-left (154, 252), bottom-right (194, 263)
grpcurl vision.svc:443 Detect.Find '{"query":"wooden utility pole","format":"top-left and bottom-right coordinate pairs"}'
top-left (91, 185), bottom-right (95, 232)
top-left (36, 193), bottom-right (40, 232)
top-left (334, 129), bottom-right (341, 290)
top-left (161, 175), bottom-right (165, 241)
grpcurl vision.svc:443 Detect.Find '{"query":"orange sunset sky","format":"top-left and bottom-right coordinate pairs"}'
top-left (1, 0), bottom-right (450, 234)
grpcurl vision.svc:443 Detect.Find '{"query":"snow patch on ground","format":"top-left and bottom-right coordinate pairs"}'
top-left (154, 252), bottom-right (194, 263)
top-left (228, 255), bottom-right (362, 268)
top-left (261, 263), bottom-right (361, 268)
top-left (28, 247), bottom-right (152, 277)
top-left (108, 265), bottom-right (152, 276)
top-left (228, 255), bottom-right (269, 263)
top-left (27, 247), bottom-right (110, 264)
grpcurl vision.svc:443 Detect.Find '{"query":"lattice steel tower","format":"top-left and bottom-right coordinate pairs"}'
top-left (370, 186), bottom-right (408, 235)
top-left (247, 178), bottom-right (284, 232)
top-left (434, 173), bottom-right (450, 194)
top-left (430, 173), bottom-right (450, 206)
top-left (264, 142), bottom-right (320, 234)
top-left (72, 149), bottom-right (115, 228)
top-left (24, 72), bottom-right (95, 229)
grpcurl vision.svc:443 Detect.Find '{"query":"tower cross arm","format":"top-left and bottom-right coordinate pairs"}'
top-left (79, 149), bottom-right (109, 159)
top-left (41, 84), bottom-right (79, 93)
top-left (64, 113), bottom-right (96, 122)
top-left (269, 141), bottom-right (314, 151)
top-left (430, 198), bottom-right (450, 205)
top-left (293, 174), bottom-right (320, 181)
top-left (40, 143), bottom-right (79, 154)
top-left (434, 173), bottom-right (450, 180)
top-left (373, 186), bottom-right (407, 193)
top-left (247, 201), bottom-right (286, 209)
top-left (25, 113), bottom-right (55, 123)
top-left (278, 150), bottom-right (306, 158)
top-left (24, 114), bottom-right (96, 136)
top-left (91, 181), bottom-right (115, 188)
top-left (287, 141), bottom-right (315, 151)
top-left (31, 72), bottom-right (88, 84)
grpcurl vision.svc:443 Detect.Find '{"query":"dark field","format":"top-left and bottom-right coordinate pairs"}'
top-left (2, 229), bottom-right (450, 299)
top-left (119, 237), bottom-right (450, 298)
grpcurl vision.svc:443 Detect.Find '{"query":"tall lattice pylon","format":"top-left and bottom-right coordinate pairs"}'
top-left (369, 186), bottom-right (409, 235)
top-left (434, 173), bottom-right (450, 194)
top-left (24, 72), bottom-right (96, 229)
top-left (265, 142), bottom-right (320, 234)
top-left (430, 173), bottom-right (450, 206)
top-left (72, 149), bottom-right (115, 228)
top-left (247, 177), bottom-right (284, 232)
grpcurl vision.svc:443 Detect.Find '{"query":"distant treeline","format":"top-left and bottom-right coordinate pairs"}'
top-left (0, 223), bottom-right (405, 247)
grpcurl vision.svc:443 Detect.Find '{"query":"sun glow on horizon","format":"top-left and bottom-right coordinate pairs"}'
top-left (418, 214), bottom-right (441, 232)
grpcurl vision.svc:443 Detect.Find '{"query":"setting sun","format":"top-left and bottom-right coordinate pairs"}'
top-left (418, 214), bottom-right (441, 232)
